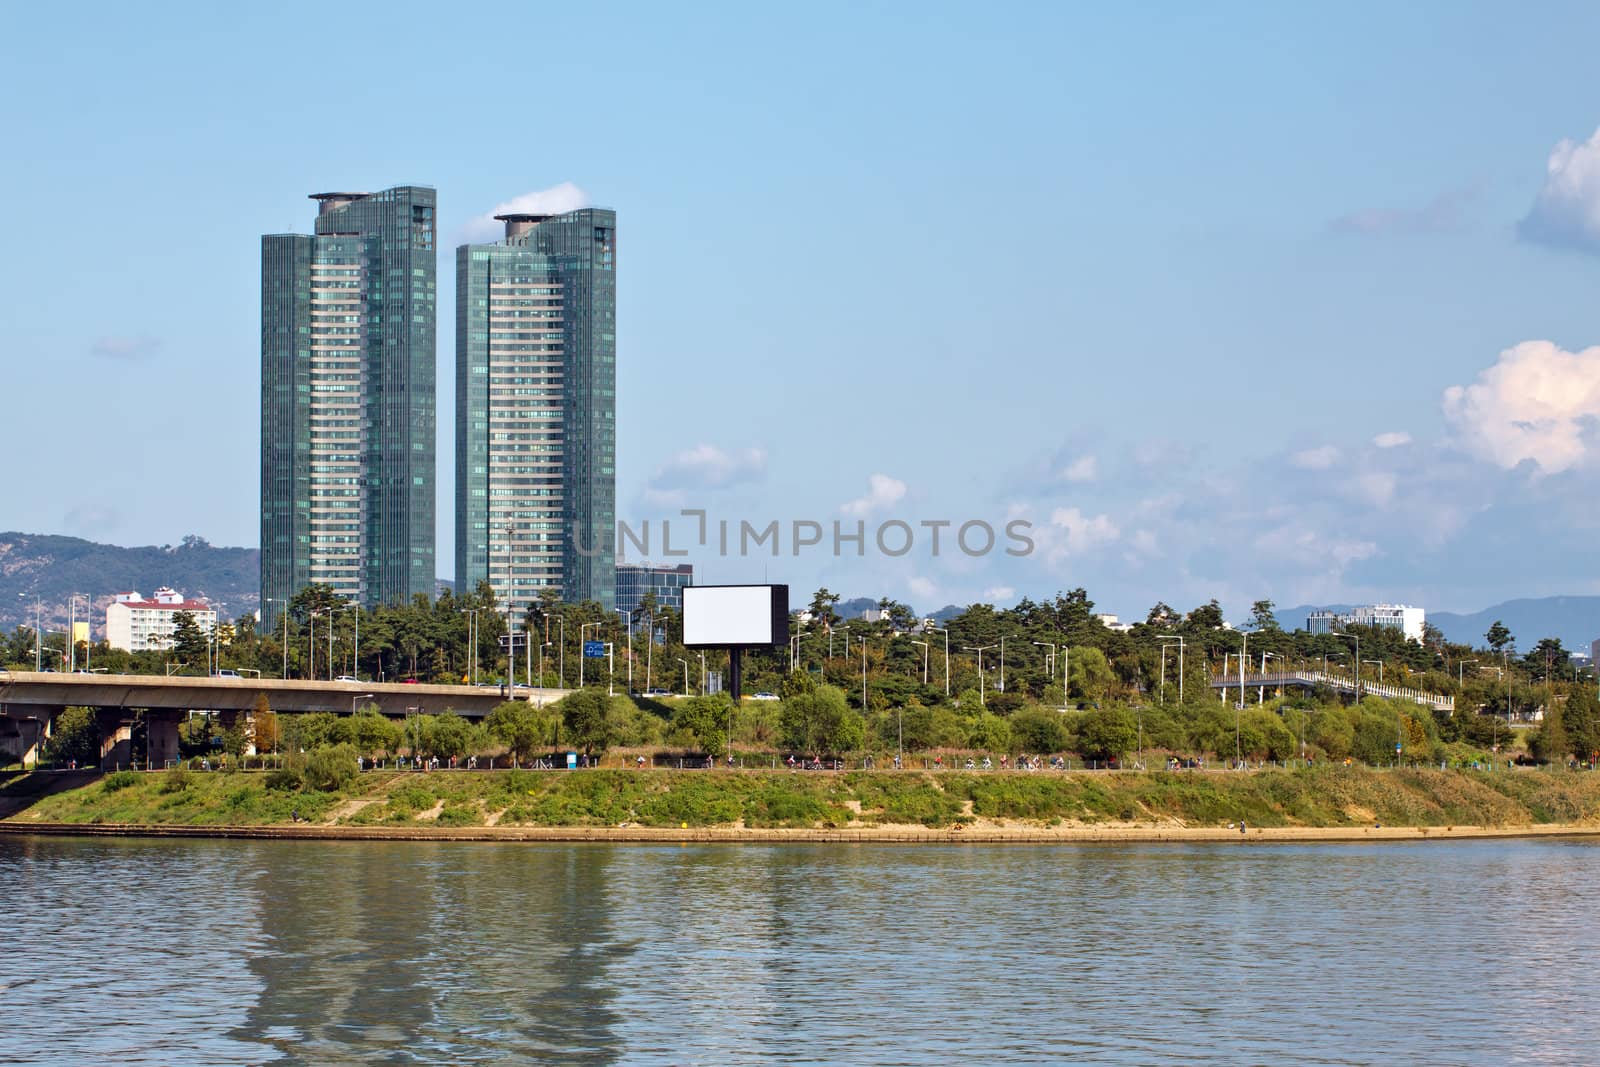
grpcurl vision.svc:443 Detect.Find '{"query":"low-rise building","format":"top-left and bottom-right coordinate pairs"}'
top-left (105, 588), bottom-right (217, 652)
top-left (1307, 604), bottom-right (1426, 642)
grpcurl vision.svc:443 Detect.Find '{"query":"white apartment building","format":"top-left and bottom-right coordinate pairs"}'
top-left (105, 588), bottom-right (217, 652)
top-left (1307, 604), bottom-right (1426, 642)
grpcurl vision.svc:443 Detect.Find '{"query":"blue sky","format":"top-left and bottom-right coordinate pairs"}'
top-left (7, 1), bottom-right (1600, 621)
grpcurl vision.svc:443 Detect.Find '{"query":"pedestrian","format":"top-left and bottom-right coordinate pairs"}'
top-left (1239, 820), bottom-right (1246, 835)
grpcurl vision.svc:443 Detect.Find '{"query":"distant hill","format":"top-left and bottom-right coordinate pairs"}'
top-left (1430, 598), bottom-right (1600, 654)
top-left (0, 532), bottom-right (258, 637)
top-left (1275, 599), bottom-right (1600, 652)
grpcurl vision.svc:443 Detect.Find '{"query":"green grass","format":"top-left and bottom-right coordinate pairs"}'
top-left (7, 765), bottom-right (1600, 831)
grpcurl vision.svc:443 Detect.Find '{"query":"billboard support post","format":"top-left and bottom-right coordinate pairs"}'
top-left (729, 647), bottom-right (743, 703)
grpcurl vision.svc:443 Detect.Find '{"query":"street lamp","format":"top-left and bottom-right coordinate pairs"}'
top-left (963, 644), bottom-right (997, 706)
top-left (265, 597), bottom-right (290, 679)
top-left (678, 658), bottom-right (690, 697)
top-left (579, 622), bottom-right (601, 688)
top-left (352, 693), bottom-right (374, 714)
top-left (1363, 659), bottom-right (1384, 683)
top-left (70, 593), bottom-right (90, 673)
top-left (617, 609), bottom-right (634, 693)
top-left (459, 608), bottom-right (479, 685)
top-left (934, 627), bottom-right (951, 697)
top-left (913, 640), bottom-right (931, 684)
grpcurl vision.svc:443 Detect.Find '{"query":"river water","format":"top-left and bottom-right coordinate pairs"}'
top-left (2, 835), bottom-right (1596, 1065)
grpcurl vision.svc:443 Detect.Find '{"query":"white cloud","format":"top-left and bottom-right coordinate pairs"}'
top-left (1354, 471), bottom-right (1397, 507)
top-left (1519, 128), bottom-right (1600, 252)
top-left (981, 585), bottom-right (1015, 602)
top-left (647, 444), bottom-right (768, 500)
top-left (1373, 431), bottom-right (1412, 449)
top-left (1253, 523), bottom-right (1378, 569)
top-left (1330, 188), bottom-right (1473, 235)
top-left (1291, 445), bottom-right (1340, 470)
top-left (907, 575), bottom-right (938, 602)
top-left (90, 335), bottom-right (160, 360)
top-left (1047, 507), bottom-right (1120, 556)
top-left (1058, 455), bottom-right (1097, 482)
top-left (461, 182), bottom-right (591, 242)
top-left (1442, 340), bottom-right (1600, 473)
top-left (840, 474), bottom-right (907, 516)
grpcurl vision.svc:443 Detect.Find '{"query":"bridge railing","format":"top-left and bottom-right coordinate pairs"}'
top-left (1210, 670), bottom-right (1453, 711)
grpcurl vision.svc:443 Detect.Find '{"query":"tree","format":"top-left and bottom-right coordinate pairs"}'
top-left (808, 588), bottom-right (843, 632)
top-left (1560, 687), bottom-right (1599, 761)
top-left (1249, 600), bottom-right (1279, 632)
top-left (560, 688), bottom-right (613, 756)
top-left (672, 695), bottom-right (732, 758)
top-left (1078, 707), bottom-right (1136, 762)
top-left (169, 611), bottom-right (209, 669)
top-left (1067, 646), bottom-right (1114, 701)
top-left (1145, 602), bottom-right (1177, 627)
top-left (485, 700), bottom-right (553, 762)
top-left (1010, 707), bottom-right (1068, 753)
top-left (780, 685), bottom-right (854, 754)
top-left (251, 693), bottom-right (278, 754)
top-left (427, 712), bottom-right (474, 760)
top-left (1485, 620), bottom-right (1513, 654)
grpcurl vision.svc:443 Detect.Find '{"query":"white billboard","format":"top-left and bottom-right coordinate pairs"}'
top-left (682, 584), bottom-right (789, 648)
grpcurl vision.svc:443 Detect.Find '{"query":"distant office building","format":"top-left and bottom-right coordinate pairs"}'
top-left (106, 588), bottom-right (217, 652)
top-left (261, 185), bottom-right (437, 626)
top-left (616, 563), bottom-right (693, 616)
top-left (1095, 613), bottom-right (1136, 634)
top-left (455, 208), bottom-right (616, 613)
top-left (1307, 604), bottom-right (1426, 642)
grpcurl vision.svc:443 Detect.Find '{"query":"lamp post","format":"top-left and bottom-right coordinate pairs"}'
top-left (678, 658), bottom-right (690, 697)
top-left (963, 643), bottom-right (997, 706)
top-left (913, 640), bottom-right (931, 684)
top-left (699, 651), bottom-right (707, 694)
top-left (1032, 640), bottom-right (1055, 688)
top-left (579, 622), bottom-right (601, 688)
top-left (265, 597), bottom-right (289, 679)
top-left (935, 627), bottom-right (951, 698)
top-left (860, 636), bottom-right (868, 714)
top-left (606, 642), bottom-right (615, 697)
top-left (1363, 659), bottom-right (1384, 683)
top-left (70, 593), bottom-right (90, 673)
top-left (308, 610), bottom-right (321, 682)
top-left (618, 609), bottom-right (634, 694)
top-left (352, 693), bottom-right (374, 714)
top-left (460, 608), bottom-right (479, 685)
top-left (1159, 635), bottom-right (1185, 706)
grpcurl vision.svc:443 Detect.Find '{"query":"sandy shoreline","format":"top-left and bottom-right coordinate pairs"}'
top-left (3, 819), bottom-right (1598, 844)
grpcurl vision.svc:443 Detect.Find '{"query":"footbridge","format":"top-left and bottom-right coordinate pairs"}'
top-left (0, 671), bottom-right (566, 770)
top-left (1209, 670), bottom-right (1454, 713)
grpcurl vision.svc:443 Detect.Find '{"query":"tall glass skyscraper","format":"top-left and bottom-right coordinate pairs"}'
top-left (261, 186), bottom-right (437, 624)
top-left (455, 208), bottom-right (616, 613)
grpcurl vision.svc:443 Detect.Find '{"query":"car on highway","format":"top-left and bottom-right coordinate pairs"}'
top-left (335, 675), bottom-right (361, 683)
top-left (213, 670), bottom-right (242, 679)
top-left (749, 691), bottom-right (779, 701)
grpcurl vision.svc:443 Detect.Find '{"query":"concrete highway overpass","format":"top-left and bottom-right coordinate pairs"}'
top-left (0, 671), bottom-right (567, 770)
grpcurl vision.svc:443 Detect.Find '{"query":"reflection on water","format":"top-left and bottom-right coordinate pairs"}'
top-left (3, 836), bottom-right (1597, 1065)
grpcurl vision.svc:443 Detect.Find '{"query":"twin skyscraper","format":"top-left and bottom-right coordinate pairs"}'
top-left (260, 186), bottom-right (616, 627)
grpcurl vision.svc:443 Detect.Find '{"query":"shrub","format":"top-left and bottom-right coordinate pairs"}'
top-left (160, 767), bottom-right (192, 794)
top-left (265, 768), bottom-right (303, 791)
top-left (302, 744), bottom-right (359, 792)
top-left (102, 770), bottom-right (140, 792)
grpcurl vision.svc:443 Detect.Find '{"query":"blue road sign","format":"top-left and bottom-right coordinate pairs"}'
top-left (583, 640), bottom-right (606, 658)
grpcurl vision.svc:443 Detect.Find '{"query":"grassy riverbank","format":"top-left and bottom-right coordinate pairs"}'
top-left (5, 765), bottom-right (1600, 834)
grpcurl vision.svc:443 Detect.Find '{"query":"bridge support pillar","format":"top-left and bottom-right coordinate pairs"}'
top-left (148, 711), bottom-right (181, 770)
top-left (97, 710), bottom-right (131, 771)
top-left (0, 706), bottom-right (55, 768)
